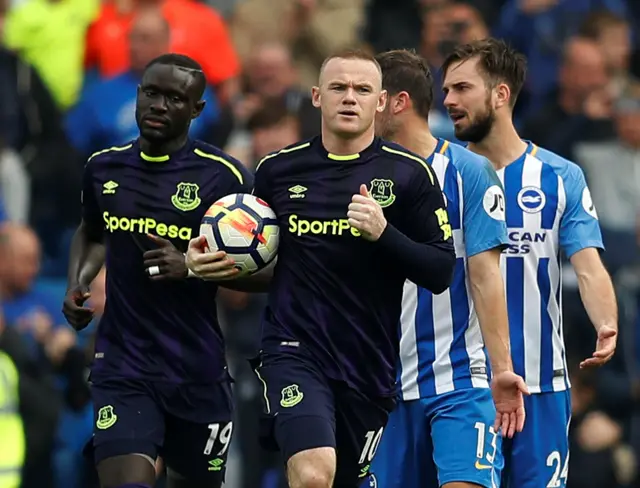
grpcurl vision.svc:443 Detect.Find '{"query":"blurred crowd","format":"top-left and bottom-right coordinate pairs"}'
top-left (0, 0), bottom-right (639, 487)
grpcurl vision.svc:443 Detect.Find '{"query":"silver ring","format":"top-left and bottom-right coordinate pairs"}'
top-left (148, 265), bottom-right (160, 276)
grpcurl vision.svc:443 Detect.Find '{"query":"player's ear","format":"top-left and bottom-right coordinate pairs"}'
top-left (494, 82), bottom-right (511, 110)
top-left (377, 89), bottom-right (388, 113)
top-left (394, 91), bottom-right (411, 114)
top-left (311, 86), bottom-right (321, 108)
top-left (192, 100), bottom-right (206, 120)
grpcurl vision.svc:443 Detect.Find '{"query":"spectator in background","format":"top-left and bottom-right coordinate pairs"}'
top-left (0, 44), bottom-right (66, 155)
top-left (419, 2), bottom-right (489, 107)
top-left (0, 306), bottom-right (25, 488)
top-left (494, 0), bottom-right (629, 117)
top-left (0, 39), bottom-right (81, 254)
top-left (236, 43), bottom-right (319, 134)
top-left (0, 224), bottom-right (70, 360)
top-left (580, 10), bottom-right (634, 99)
top-left (248, 97), bottom-right (302, 163)
top-left (0, 225), bottom-right (90, 488)
top-left (364, 0), bottom-right (424, 54)
top-left (0, 142), bottom-right (29, 224)
top-left (0, 302), bottom-right (61, 488)
top-left (568, 365), bottom-right (636, 488)
top-left (0, 191), bottom-right (6, 224)
top-left (224, 44), bottom-right (320, 162)
top-left (230, 0), bottom-right (365, 90)
top-left (2, 0), bottom-right (100, 109)
top-left (521, 36), bottom-right (616, 160)
top-left (65, 7), bottom-right (220, 158)
top-left (575, 83), bottom-right (640, 273)
top-left (418, 2), bottom-right (488, 135)
top-left (226, 96), bottom-right (302, 167)
top-left (364, 0), bottom-right (456, 55)
top-left (85, 0), bottom-right (240, 104)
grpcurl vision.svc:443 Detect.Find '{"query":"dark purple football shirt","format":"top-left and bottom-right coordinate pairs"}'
top-left (253, 136), bottom-right (453, 397)
top-left (82, 139), bottom-right (252, 384)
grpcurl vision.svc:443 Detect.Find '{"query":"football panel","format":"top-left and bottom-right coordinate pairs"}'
top-left (233, 198), bottom-right (266, 224)
top-left (204, 203), bottom-right (225, 219)
top-left (211, 219), bottom-right (228, 253)
top-left (204, 193), bottom-right (238, 215)
top-left (218, 193), bottom-right (241, 206)
top-left (200, 223), bottom-right (220, 252)
top-left (226, 253), bottom-right (259, 274)
top-left (255, 225), bottom-right (280, 262)
top-left (250, 248), bottom-right (266, 269)
top-left (220, 208), bottom-right (259, 234)
top-left (218, 221), bottom-right (259, 250)
top-left (240, 195), bottom-right (277, 220)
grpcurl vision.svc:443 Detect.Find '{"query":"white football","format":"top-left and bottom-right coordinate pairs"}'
top-left (200, 193), bottom-right (279, 275)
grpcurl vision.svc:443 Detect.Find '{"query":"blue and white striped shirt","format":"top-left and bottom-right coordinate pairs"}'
top-left (399, 139), bottom-right (509, 400)
top-left (496, 142), bottom-right (604, 393)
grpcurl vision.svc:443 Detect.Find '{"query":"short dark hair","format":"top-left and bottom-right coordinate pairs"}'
top-left (320, 48), bottom-right (382, 81)
top-left (144, 53), bottom-right (206, 99)
top-left (376, 49), bottom-right (433, 120)
top-left (246, 97), bottom-right (296, 132)
top-left (442, 38), bottom-right (527, 107)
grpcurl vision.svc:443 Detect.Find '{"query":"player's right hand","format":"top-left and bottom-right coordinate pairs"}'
top-left (491, 370), bottom-right (529, 438)
top-left (185, 236), bottom-right (241, 281)
top-left (62, 286), bottom-right (94, 331)
top-left (580, 325), bottom-right (617, 369)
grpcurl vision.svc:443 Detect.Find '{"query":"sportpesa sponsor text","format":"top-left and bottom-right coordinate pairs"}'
top-left (102, 211), bottom-right (193, 240)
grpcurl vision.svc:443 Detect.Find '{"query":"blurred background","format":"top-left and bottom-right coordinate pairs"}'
top-left (0, 0), bottom-right (639, 487)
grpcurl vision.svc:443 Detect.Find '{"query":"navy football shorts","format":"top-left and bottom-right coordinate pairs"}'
top-left (87, 377), bottom-right (233, 482)
top-left (251, 350), bottom-right (395, 487)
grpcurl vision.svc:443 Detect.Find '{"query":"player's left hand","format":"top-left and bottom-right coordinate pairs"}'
top-left (580, 325), bottom-right (617, 369)
top-left (185, 235), bottom-right (241, 281)
top-left (347, 184), bottom-right (387, 241)
top-left (490, 371), bottom-right (529, 438)
top-left (143, 234), bottom-right (188, 280)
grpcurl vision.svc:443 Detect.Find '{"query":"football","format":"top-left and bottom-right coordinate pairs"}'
top-left (200, 193), bottom-right (280, 275)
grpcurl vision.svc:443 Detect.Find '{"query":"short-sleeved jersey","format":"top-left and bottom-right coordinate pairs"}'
top-left (399, 140), bottom-right (509, 400)
top-left (496, 142), bottom-right (604, 393)
top-left (253, 136), bottom-right (453, 397)
top-left (82, 139), bottom-right (253, 384)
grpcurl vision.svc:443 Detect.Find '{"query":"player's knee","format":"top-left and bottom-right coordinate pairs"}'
top-left (287, 447), bottom-right (336, 488)
top-left (97, 453), bottom-right (157, 487)
top-left (288, 466), bottom-right (334, 488)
